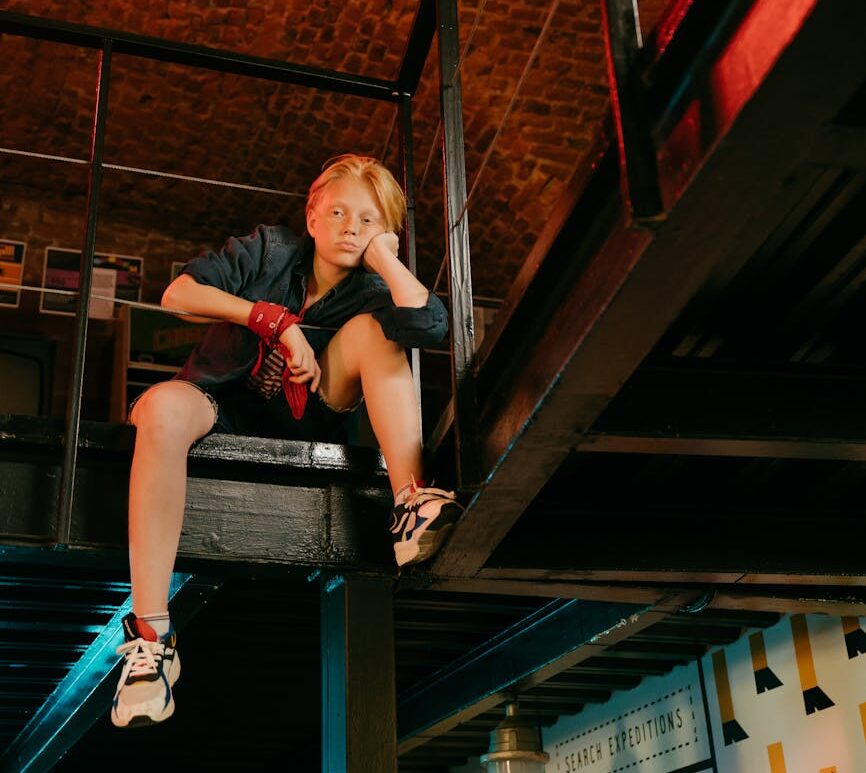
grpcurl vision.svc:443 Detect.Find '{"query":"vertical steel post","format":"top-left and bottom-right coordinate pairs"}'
top-left (436, 0), bottom-right (481, 488)
top-left (601, 0), bottom-right (664, 221)
top-left (56, 39), bottom-right (112, 545)
top-left (398, 94), bottom-right (424, 436)
top-left (321, 574), bottom-right (396, 773)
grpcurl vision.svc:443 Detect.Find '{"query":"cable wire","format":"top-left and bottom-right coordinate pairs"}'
top-left (0, 146), bottom-right (306, 198)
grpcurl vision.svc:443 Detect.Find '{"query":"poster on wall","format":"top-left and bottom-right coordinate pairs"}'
top-left (543, 662), bottom-right (713, 773)
top-left (41, 248), bottom-right (143, 318)
top-left (703, 614), bottom-right (866, 773)
top-left (0, 239), bottom-right (26, 308)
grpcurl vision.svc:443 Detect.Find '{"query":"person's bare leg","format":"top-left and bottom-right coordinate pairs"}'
top-left (128, 381), bottom-right (216, 615)
top-left (317, 313), bottom-right (422, 495)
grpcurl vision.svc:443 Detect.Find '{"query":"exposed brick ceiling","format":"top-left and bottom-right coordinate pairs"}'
top-left (0, 0), bottom-right (668, 299)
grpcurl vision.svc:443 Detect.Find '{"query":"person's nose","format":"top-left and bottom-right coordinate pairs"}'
top-left (343, 215), bottom-right (359, 235)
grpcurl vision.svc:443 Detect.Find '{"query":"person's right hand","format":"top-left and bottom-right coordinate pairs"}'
top-left (279, 323), bottom-right (321, 393)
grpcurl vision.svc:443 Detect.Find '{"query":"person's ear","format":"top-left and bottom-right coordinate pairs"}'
top-left (306, 207), bottom-right (318, 238)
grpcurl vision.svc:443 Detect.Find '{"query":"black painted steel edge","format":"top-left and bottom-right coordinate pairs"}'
top-left (0, 415), bottom-right (386, 475)
top-left (56, 39), bottom-right (111, 547)
top-left (436, 0), bottom-right (481, 489)
top-left (399, 96), bottom-right (425, 438)
top-left (0, 10), bottom-right (400, 101)
top-left (395, 0), bottom-right (437, 96)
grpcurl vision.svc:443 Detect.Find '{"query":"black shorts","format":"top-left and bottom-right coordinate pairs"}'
top-left (131, 379), bottom-right (360, 444)
top-left (209, 380), bottom-right (359, 443)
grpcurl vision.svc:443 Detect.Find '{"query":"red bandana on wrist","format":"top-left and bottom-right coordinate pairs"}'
top-left (246, 301), bottom-right (308, 420)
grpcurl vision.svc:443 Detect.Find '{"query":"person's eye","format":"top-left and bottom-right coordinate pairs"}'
top-left (331, 209), bottom-right (343, 217)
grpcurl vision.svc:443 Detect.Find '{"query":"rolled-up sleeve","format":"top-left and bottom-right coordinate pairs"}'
top-left (181, 225), bottom-right (269, 297)
top-left (359, 276), bottom-right (449, 348)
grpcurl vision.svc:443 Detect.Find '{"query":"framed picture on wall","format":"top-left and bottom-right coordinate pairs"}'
top-left (0, 239), bottom-right (26, 308)
top-left (41, 248), bottom-right (144, 318)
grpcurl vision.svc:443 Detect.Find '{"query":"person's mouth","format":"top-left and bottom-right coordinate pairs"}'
top-left (336, 241), bottom-right (359, 251)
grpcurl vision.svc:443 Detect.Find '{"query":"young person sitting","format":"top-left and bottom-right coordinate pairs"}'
top-left (111, 154), bottom-right (462, 728)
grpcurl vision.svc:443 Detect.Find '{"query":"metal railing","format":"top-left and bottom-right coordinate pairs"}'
top-left (0, 0), bottom-right (481, 542)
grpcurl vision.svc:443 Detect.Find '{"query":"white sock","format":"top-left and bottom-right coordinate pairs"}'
top-left (139, 612), bottom-right (171, 637)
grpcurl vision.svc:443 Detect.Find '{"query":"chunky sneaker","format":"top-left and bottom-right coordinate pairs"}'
top-left (390, 478), bottom-right (463, 567)
top-left (111, 612), bottom-right (180, 728)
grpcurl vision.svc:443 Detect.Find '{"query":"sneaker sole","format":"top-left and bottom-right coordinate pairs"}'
top-left (120, 703), bottom-right (175, 729)
top-left (395, 522), bottom-right (455, 567)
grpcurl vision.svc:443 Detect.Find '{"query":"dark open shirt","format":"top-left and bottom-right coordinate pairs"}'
top-left (174, 225), bottom-right (448, 388)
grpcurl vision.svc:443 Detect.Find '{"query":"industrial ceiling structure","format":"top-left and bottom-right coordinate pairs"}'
top-left (1, 0), bottom-right (866, 769)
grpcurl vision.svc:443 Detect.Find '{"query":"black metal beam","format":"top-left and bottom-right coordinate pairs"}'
top-left (580, 433), bottom-right (866, 461)
top-left (401, 574), bottom-right (676, 604)
top-left (0, 416), bottom-right (390, 569)
top-left (583, 363), bottom-right (866, 461)
top-left (708, 586), bottom-right (866, 616)
top-left (0, 11), bottom-right (399, 101)
top-left (0, 573), bottom-right (220, 773)
top-left (468, 569), bottom-right (866, 616)
top-left (396, 0), bottom-right (437, 96)
top-left (321, 574), bottom-right (396, 772)
top-left (484, 496), bottom-right (866, 581)
top-left (399, 95), bottom-right (424, 434)
top-left (397, 593), bottom-right (692, 754)
top-left (432, 0), bottom-right (866, 576)
top-left (425, 128), bottom-right (618, 461)
top-left (601, 0), bottom-right (663, 220)
top-left (56, 38), bottom-right (111, 546)
top-left (436, 0), bottom-right (480, 489)
top-left (0, 415), bottom-right (387, 479)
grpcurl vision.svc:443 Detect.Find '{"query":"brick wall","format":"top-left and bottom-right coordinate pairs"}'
top-left (0, 0), bottom-right (669, 419)
top-left (1, 0), bottom-right (669, 297)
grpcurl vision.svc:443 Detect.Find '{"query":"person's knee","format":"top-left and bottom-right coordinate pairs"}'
top-left (131, 383), bottom-right (214, 444)
top-left (342, 313), bottom-right (396, 349)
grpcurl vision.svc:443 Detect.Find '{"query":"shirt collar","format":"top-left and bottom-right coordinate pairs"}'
top-left (292, 235), bottom-right (315, 277)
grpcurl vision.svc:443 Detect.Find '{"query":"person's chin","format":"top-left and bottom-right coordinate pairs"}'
top-left (332, 252), bottom-right (362, 268)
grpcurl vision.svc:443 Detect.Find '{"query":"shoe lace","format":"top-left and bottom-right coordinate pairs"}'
top-left (404, 474), bottom-right (456, 508)
top-left (116, 638), bottom-right (164, 678)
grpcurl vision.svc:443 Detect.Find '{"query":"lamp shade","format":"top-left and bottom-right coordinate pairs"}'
top-left (480, 701), bottom-right (549, 773)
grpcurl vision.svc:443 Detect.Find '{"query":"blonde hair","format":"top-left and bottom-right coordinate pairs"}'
top-left (306, 154), bottom-right (406, 233)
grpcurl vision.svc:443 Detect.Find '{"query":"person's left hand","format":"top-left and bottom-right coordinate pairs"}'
top-left (362, 231), bottom-right (399, 273)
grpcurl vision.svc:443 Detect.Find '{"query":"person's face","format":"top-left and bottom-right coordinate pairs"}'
top-left (306, 176), bottom-right (385, 271)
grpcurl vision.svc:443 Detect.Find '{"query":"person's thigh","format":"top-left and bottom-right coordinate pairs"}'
top-left (316, 314), bottom-right (374, 411)
top-left (129, 380), bottom-right (217, 444)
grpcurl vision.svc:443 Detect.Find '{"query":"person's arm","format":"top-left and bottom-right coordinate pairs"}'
top-left (362, 232), bottom-right (428, 308)
top-left (161, 227), bottom-right (272, 323)
top-left (161, 273), bottom-right (253, 324)
top-left (163, 269), bottom-right (321, 390)
top-left (359, 233), bottom-right (449, 349)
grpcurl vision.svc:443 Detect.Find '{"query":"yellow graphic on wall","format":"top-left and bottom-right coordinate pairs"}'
top-left (750, 631), bottom-right (783, 694)
top-left (842, 617), bottom-right (866, 660)
top-left (790, 615), bottom-right (834, 715)
top-left (704, 615), bottom-right (866, 772)
top-left (767, 741), bottom-right (786, 773)
top-left (712, 649), bottom-right (748, 745)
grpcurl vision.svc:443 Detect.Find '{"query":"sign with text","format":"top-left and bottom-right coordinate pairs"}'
top-left (544, 663), bottom-right (712, 773)
top-left (0, 240), bottom-right (26, 307)
top-left (41, 248), bottom-right (143, 317)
